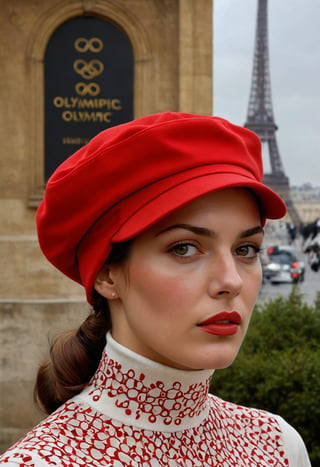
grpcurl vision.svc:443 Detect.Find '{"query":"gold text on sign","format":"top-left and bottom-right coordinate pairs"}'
top-left (62, 111), bottom-right (112, 123)
top-left (62, 137), bottom-right (90, 145)
top-left (53, 97), bottom-right (122, 110)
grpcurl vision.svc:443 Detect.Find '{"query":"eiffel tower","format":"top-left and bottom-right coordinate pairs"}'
top-left (244, 0), bottom-right (300, 226)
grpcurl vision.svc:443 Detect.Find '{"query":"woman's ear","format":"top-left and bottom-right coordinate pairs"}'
top-left (93, 265), bottom-right (118, 299)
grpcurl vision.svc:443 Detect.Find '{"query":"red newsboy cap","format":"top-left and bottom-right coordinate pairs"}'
top-left (36, 112), bottom-right (286, 303)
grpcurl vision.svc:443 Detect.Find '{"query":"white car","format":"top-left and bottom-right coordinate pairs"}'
top-left (263, 245), bottom-right (305, 284)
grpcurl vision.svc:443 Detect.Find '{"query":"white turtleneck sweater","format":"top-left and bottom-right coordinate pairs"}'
top-left (0, 333), bottom-right (311, 466)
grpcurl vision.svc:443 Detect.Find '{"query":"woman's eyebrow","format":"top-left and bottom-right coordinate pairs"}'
top-left (157, 224), bottom-right (216, 238)
top-left (240, 226), bottom-right (264, 238)
top-left (157, 224), bottom-right (264, 238)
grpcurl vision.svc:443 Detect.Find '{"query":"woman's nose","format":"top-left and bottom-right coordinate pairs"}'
top-left (207, 254), bottom-right (243, 298)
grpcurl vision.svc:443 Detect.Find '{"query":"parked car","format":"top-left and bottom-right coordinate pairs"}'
top-left (263, 245), bottom-right (305, 284)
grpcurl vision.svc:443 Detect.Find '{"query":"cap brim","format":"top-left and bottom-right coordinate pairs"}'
top-left (112, 171), bottom-right (286, 243)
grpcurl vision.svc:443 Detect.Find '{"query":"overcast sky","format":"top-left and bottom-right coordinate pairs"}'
top-left (213, 0), bottom-right (320, 187)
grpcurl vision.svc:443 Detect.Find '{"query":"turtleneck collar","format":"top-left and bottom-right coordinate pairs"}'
top-left (78, 332), bottom-right (214, 432)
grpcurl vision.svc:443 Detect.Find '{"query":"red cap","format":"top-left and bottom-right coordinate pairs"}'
top-left (36, 112), bottom-right (286, 303)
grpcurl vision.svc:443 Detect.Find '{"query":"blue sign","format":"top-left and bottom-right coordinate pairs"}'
top-left (45, 16), bottom-right (134, 179)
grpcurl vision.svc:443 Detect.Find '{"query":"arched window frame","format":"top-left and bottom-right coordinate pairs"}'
top-left (26, 0), bottom-right (152, 207)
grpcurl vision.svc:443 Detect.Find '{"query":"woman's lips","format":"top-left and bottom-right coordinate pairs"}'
top-left (198, 311), bottom-right (242, 336)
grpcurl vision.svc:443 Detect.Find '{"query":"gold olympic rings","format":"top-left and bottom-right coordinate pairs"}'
top-left (73, 59), bottom-right (104, 80)
top-left (74, 37), bottom-right (104, 53)
top-left (75, 82), bottom-right (101, 96)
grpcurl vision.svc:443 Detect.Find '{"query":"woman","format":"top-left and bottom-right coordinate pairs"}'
top-left (0, 112), bottom-right (311, 466)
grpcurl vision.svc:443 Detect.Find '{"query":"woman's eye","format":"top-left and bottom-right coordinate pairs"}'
top-left (170, 243), bottom-right (198, 257)
top-left (236, 244), bottom-right (260, 258)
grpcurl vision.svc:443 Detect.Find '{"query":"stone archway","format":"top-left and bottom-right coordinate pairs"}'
top-left (26, 0), bottom-right (153, 206)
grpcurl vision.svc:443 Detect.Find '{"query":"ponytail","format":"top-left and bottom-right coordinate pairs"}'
top-left (34, 240), bottom-right (133, 414)
top-left (34, 292), bottom-right (110, 414)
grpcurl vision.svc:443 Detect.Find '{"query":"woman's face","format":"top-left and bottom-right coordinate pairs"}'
top-left (99, 188), bottom-right (263, 370)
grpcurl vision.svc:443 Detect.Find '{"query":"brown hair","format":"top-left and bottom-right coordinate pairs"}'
top-left (34, 240), bottom-right (132, 414)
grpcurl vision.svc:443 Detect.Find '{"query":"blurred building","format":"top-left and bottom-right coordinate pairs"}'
top-left (291, 184), bottom-right (320, 223)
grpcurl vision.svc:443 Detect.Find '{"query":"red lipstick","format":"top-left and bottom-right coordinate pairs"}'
top-left (198, 311), bottom-right (242, 336)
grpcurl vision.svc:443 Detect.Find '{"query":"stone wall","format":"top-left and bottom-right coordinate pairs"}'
top-left (0, 300), bottom-right (88, 453)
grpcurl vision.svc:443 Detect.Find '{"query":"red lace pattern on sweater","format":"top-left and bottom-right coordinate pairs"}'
top-left (88, 352), bottom-right (210, 427)
top-left (0, 351), bottom-right (289, 466)
top-left (0, 399), bottom-right (289, 466)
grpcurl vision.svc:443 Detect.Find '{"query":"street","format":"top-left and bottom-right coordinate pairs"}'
top-left (258, 229), bottom-right (320, 306)
top-left (259, 266), bottom-right (319, 306)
